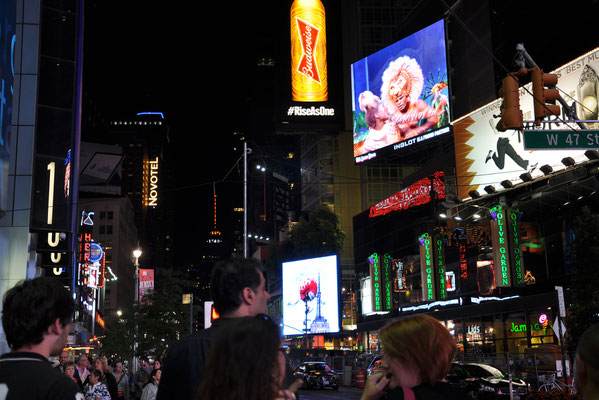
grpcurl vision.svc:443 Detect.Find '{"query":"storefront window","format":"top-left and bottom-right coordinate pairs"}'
top-left (447, 319), bottom-right (464, 354)
top-left (506, 313), bottom-right (527, 356)
top-left (465, 318), bottom-right (483, 355)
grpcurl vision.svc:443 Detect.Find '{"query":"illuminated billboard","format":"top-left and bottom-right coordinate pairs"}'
top-left (282, 255), bottom-right (340, 336)
top-left (454, 48), bottom-right (599, 200)
top-left (290, 0), bottom-right (327, 102)
top-left (0, 0), bottom-right (16, 213)
top-left (351, 20), bottom-right (451, 164)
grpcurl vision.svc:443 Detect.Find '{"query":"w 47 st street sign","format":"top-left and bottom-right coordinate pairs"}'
top-left (523, 130), bottom-right (599, 149)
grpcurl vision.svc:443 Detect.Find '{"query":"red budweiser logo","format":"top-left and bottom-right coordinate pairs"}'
top-left (296, 17), bottom-right (321, 84)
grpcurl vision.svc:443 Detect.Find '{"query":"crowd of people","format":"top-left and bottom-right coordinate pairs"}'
top-left (51, 351), bottom-right (162, 400)
top-left (0, 262), bottom-right (597, 400)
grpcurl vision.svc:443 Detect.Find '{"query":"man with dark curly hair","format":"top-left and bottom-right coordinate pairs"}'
top-left (157, 257), bottom-right (270, 400)
top-left (0, 277), bottom-right (83, 399)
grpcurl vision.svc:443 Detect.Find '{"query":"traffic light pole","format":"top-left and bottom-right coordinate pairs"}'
top-left (514, 43), bottom-right (586, 129)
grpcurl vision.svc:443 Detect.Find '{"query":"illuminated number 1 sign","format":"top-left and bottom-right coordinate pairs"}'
top-left (47, 162), bottom-right (55, 224)
top-left (46, 162), bottom-right (63, 275)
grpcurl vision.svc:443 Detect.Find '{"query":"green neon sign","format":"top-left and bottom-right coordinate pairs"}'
top-left (419, 233), bottom-right (436, 301)
top-left (508, 208), bottom-right (524, 286)
top-left (434, 236), bottom-right (447, 300)
top-left (491, 205), bottom-right (511, 287)
top-left (369, 253), bottom-right (382, 311)
top-left (383, 254), bottom-right (393, 310)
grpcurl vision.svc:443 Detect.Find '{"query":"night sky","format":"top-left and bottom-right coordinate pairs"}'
top-left (83, 1), bottom-right (286, 264)
top-left (82, 0), bottom-right (599, 265)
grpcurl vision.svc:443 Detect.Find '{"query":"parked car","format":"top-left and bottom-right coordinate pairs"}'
top-left (366, 354), bottom-right (386, 377)
top-left (446, 362), bottom-right (530, 399)
top-left (293, 362), bottom-right (340, 390)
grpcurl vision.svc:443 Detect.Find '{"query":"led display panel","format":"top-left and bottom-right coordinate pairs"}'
top-left (0, 0), bottom-right (16, 213)
top-left (351, 20), bottom-right (451, 164)
top-left (282, 255), bottom-right (340, 336)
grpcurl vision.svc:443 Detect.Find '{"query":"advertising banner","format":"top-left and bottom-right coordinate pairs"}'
top-left (282, 255), bottom-right (340, 335)
top-left (351, 20), bottom-right (450, 164)
top-left (139, 269), bottom-right (154, 303)
top-left (453, 48), bottom-right (599, 199)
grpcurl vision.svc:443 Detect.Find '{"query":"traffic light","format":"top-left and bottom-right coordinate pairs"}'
top-left (496, 75), bottom-right (524, 132)
top-left (531, 67), bottom-right (560, 125)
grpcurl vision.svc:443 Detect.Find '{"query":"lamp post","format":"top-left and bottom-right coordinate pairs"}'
top-left (132, 248), bottom-right (142, 373)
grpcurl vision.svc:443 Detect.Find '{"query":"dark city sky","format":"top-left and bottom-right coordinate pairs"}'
top-left (83, 1), bottom-right (288, 264)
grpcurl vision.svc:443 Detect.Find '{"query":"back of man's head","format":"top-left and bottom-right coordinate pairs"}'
top-left (210, 258), bottom-right (263, 316)
top-left (577, 323), bottom-right (599, 395)
top-left (2, 277), bottom-right (74, 350)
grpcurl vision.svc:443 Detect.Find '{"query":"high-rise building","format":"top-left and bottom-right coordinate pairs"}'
top-left (96, 113), bottom-right (175, 271)
top-left (0, 0), bottom-right (86, 351)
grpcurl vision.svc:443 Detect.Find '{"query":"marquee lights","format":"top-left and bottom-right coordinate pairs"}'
top-left (369, 171), bottom-right (445, 218)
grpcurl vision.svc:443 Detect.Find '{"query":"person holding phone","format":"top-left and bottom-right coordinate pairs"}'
top-left (361, 314), bottom-right (464, 400)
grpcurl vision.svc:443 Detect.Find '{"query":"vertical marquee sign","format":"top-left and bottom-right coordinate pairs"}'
top-left (490, 205), bottom-right (512, 287)
top-left (368, 253), bottom-right (382, 311)
top-left (507, 208), bottom-right (524, 287)
top-left (382, 253), bottom-right (393, 311)
top-left (434, 235), bottom-right (447, 300)
top-left (143, 156), bottom-right (159, 207)
top-left (419, 233), bottom-right (436, 301)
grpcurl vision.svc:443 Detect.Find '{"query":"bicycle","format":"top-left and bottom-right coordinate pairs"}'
top-left (538, 373), bottom-right (566, 392)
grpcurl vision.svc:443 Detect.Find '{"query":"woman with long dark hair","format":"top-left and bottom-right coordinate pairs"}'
top-left (197, 315), bottom-right (300, 400)
top-left (141, 368), bottom-right (161, 400)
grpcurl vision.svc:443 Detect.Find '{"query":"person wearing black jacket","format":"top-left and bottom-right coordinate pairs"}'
top-left (157, 258), bottom-right (277, 400)
top-left (0, 277), bottom-right (83, 400)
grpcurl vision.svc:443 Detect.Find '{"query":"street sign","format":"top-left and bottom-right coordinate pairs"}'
top-left (523, 130), bottom-right (599, 149)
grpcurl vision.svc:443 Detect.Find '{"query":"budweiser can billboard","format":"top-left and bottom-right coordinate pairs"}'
top-left (290, 0), bottom-right (328, 102)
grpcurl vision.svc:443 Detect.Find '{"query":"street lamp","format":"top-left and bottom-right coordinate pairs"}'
top-left (132, 248), bottom-right (142, 374)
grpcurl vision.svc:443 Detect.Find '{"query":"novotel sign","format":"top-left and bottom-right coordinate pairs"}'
top-left (144, 157), bottom-right (159, 207)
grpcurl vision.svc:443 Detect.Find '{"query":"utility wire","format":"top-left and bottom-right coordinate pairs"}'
top-left (439, 0), bottom-right (579, 132)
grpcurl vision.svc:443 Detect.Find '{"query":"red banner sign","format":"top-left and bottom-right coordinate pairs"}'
top-left (139, 269), bottom-right (154, 303)
top-left (369, 171), bottom-right (445, 218)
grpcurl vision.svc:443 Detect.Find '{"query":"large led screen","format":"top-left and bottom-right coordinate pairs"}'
top-left (282, 255), bottom-right (340, 336)
top-left (352, 20), bottom-right (450, 164)
top-left (0, 0), bottom-right (16, 212)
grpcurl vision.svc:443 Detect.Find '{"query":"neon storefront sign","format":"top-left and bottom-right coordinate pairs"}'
top-left (419, 233), bottom-right (436, 301)
top-left (369, 171), bottom-right (445, 218)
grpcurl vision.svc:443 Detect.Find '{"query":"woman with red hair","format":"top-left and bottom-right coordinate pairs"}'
top-left (361, 314), bottom-right (464, 400)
